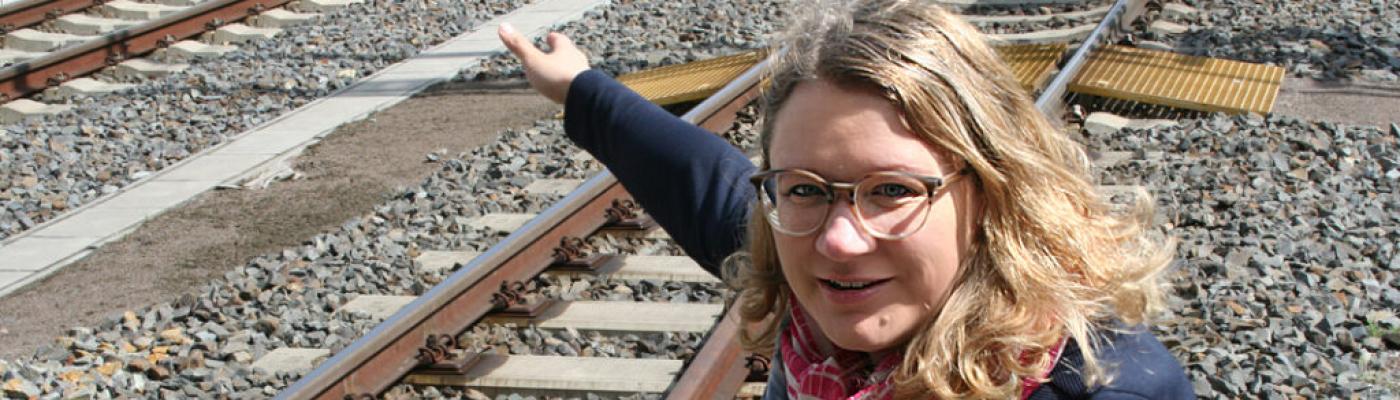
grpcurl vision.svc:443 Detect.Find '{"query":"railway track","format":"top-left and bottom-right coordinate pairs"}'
top-left (278, 1), bottom-right (1192, 399)
top-left (279, 49), bottom-right (768, 399)
top-left (0, 0), bottom-right (326, 121)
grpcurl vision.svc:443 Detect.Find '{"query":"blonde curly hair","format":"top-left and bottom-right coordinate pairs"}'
top-left (726, 0), bottom-right (1176, 398)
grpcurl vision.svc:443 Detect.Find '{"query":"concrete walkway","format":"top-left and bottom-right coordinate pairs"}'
top-left (0, 0), bottom-right (609, 298)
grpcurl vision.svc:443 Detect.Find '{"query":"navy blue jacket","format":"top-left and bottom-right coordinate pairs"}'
top-left (562, 69), bottom-right (1193, 399)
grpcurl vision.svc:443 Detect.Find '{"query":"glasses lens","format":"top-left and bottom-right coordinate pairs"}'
top-left (856, 174), bottom-right (933, 237)
top-left (760, 172), bottom-right (829, 234)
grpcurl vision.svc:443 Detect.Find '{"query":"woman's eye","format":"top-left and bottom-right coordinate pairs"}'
top-left (870, 183), bottom-right (917, 198)
top-left (785, 184), bottom-right (827, 198)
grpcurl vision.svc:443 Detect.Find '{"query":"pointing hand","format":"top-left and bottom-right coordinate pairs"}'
top-left (497, 23), bottom-right (591, 104)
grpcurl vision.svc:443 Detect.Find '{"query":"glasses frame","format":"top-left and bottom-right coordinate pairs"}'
top-left (749, 166), bottom-right (972, 240)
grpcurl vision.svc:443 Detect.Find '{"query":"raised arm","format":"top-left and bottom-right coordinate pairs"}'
top-left (497, 24), bottom-right (755, 275)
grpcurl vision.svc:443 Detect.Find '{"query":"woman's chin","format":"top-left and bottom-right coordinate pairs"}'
top-left (822, 325), bottom-right (906, 353)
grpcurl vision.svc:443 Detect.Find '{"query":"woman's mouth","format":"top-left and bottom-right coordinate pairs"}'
top-left (818, 278), bottom-right (892, 304)
top-left (820, 278), bottom-right (889, 290)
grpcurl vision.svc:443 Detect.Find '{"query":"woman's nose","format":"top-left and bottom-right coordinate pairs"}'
top-left (814, 203), bottom-right (876, 261)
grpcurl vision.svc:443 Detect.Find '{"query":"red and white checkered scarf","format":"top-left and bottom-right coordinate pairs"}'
top-left (780, 297), bottom-right (1063, 399)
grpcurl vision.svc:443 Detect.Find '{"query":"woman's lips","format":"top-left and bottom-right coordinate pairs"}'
top-left (817, 277), bottom-right (892, 305)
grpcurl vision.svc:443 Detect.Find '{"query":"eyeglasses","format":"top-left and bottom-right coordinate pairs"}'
top-left (749, 167), bottom-right (971, 240)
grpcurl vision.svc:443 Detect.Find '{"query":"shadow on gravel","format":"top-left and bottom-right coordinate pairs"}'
top-left (1174, 24), bottom-right (1400, 82)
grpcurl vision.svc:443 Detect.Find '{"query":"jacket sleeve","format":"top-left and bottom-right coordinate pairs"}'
top-left (1030, 330), bottom-right (1194, 399)
top-left (563, 69), bottom-right (756, 276)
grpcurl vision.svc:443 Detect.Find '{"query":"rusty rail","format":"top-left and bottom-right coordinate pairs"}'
top-left (658, 52), bottom-right (774, 400)
top-left (1032, 0), bottom-right (1147, 115)
top-left (664, 307), bottom-right (750, 399)
top-left (0, 0), bottom-right (101, 34)
top-left (278, 54), bottom-right (773, 399)
top-left (0, 0), bottom-right (288, 101)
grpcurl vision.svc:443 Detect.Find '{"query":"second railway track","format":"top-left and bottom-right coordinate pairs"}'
top-left (0, 0), bottom-right (310, 103)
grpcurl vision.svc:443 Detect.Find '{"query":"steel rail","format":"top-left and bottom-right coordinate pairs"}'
top-left (279, 60), bottom-right (771, 399)
top-left (665, 307), bottom-right (749, 399)
top-left (0, 0), bottom-right (100, 34)
top-left (0, 0), bottom-right (289, 101)
top-left (1032, 0), bottom-right (1147, 115)
top-left (659, 52), bottom-right (775, 400)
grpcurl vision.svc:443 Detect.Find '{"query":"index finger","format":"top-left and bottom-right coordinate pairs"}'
top-left (497, 23), bottom-right (538, 62)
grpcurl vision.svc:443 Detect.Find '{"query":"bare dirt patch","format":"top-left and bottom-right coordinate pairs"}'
top-left (0, 82), bottom-right (556, 359)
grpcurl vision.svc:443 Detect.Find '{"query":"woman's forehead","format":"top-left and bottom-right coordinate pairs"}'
top-left (768, 81), bottom-right (956, 177)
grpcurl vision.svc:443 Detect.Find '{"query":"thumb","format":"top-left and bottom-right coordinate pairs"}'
top-left (498, 23), bottom-right (539, 61)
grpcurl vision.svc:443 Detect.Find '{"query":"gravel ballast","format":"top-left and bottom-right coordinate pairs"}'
top-left (1158, 0), bottom-right (1399, 82)
top-left (0, 0), bottom-right (532, 241)
top-left (1086, 114), bottom-right (1400, 398)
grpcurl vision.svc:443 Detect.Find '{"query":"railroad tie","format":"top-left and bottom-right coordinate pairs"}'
top-left (542, 255), bottom-right (720, 284)
top-left (250, 8), bottom-right (321, 28)
top-left (466, 213), bottom-right (538, 234)
top-left (736, 383), bottom-right (768, 399)
top-left (1148, 20), bottom-right (1190, 36)
top-left (250, 348), bottom-right (330, 376)
top-left (0, 48), bottom-right (45, 65)
top-left (523, 179), bottom-right (586, 197)
top-left (54, 78), bottom-right (137, 99)
top-left (165, 40), bottom-right (239, 61)
top-left (291, 0), bottom-right (366, 13)
top-left (54, 14), bottom-right (140, 36)
top-left (988, 24), bottom-right (1096, 45)
top-left (935, 0), bottom-right (1078, 4)
top-left (417, 250), bottom-right (716, 284)
top-left (404, 354), bottom-right (685, 394)
top-left (115, 59), bottom-right (192, 79)
top-left (416, 251), bottom-right (482, 274)
top-left (597, 223), bottom-right (669, 239)
top-left (5, 29), bottom-right (93, 53)
top-left (1082, 112), bottom-right (1178, 136)
top-left (0, 99), bottom-right (72, 125)
top-left (962, 4), bottom-right (1110, 24)
top-left (102, 0), bottom-right (186, 21)
top-left (480, 301), bottom-right (723, 333)
top-left (211, 24), bottom-right (283, 45)
top-left (404, 301), bottom-right (724, 395)
top-left (335, 295), bottom-right (723, 333)
top-left (338, 295), bottom-right (419, 320)
top-left (344, 255), bottom-right (722, 321)
top-left (157, 0), bottom-right (212, 6)
top-left (1161, 3), bottom-right (1198, 19)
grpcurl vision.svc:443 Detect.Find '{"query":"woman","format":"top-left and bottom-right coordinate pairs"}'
top-left (497, 0), bottom-right (1192, 398)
